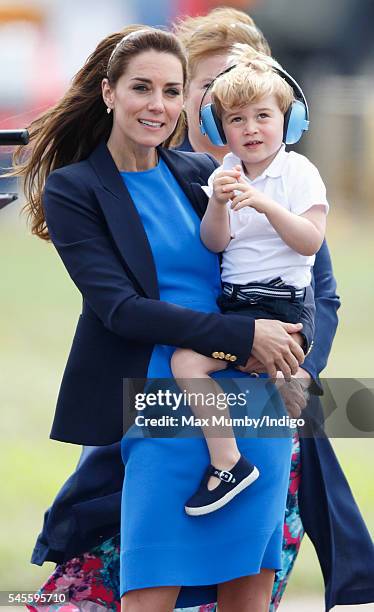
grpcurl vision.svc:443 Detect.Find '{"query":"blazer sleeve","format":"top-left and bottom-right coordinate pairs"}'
top-left (43, 169), bottom-right (255, 366)
top-left (302, 239), bottom-right (340, 388)
top-left (299, 285), bottom-right (315, 355)
top-left (205, 152), bottom-right (221, 170)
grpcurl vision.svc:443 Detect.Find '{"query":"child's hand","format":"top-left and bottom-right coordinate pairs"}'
top-left (212, 165), bottom-right (242, 205)
top-left (230, 183), bottom-right (275, 214)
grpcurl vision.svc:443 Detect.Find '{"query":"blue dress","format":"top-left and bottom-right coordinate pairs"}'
top-left (119, 159), bottom-right (292, 609)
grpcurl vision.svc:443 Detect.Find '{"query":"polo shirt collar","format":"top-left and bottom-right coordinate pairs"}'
top-left (222, 144), bottom-right (287, 181)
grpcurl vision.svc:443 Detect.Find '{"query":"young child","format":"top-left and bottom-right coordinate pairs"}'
top-left (171, 47), bottom-right (328, 516)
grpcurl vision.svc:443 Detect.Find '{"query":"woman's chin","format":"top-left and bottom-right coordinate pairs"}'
top-left (137, 132), bottom-right (169, 148)
top-left (133, 123), bottom-right (171, 147)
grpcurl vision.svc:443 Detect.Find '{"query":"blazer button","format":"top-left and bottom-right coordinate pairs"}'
top-left (225, 353), bottom-right (231, 361)
top-left (229, 355), bottom-right (237, 362)
top-left (212, 351), bottom-right (220, 359)
top-left (218, 352), bottom-right (225, 359)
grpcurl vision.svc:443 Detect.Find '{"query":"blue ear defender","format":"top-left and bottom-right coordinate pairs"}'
top-left (200, 103), bottom-right (227, 146)
top-left (278, 68), bottom-right (309, 145)
top-left (283, 100), bottom-right (309, 144)
top-left (199, 64), bottom-right (236, 147)
top-left (199, 64), bottom-right (309, 147)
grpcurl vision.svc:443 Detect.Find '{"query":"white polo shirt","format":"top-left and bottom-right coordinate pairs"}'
top-left (202, 145), bottom-right (329, 288)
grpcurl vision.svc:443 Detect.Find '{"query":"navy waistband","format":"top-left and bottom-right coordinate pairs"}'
top-left (222, 278), bottom-right (306, 304)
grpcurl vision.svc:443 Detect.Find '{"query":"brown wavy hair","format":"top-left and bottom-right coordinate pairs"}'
top-left (13, 26), bottom-right (187, 240)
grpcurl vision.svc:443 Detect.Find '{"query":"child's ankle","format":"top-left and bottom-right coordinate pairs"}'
top-left (210, 449), bottom-right (241, 470)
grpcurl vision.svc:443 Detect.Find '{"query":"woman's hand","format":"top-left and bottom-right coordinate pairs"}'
top-left (237, 331), bottom-right (308, 378)
top-left (251, 319), bottom-right (305, 380)
top-left (236, 355), bottom-right (267, 375)
top-left (237, 359), bottom-right (311, 417)
top-left (275, 372), bottom-right (309, 418)
top-left (292, 367), bottom-right (312, 385)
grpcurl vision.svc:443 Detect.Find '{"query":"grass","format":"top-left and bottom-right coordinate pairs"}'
top-left (0, 203), bottom-right (373, 592)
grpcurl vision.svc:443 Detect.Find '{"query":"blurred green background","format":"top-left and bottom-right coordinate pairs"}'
top-left (0, 202), bottom-right (373, 596)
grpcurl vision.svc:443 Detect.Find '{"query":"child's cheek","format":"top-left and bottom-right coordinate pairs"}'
top-left (226, 131), bottom-right (241, 156)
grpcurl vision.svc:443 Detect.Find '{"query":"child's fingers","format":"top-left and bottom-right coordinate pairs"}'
top-left (215, 175), bottom-right (240, 186)
top-left (214, 175), bottom-right (241, 191)
top-left (231, 199), bottom-right (252, 211)
top-left (231, 164), bottom-right (243, 175)
top-left (230, 182), bottom-right (253, 193)
top-left (214, 178), bottom-right (240, 191)
top-left (214, 169), bottom-right (241, 182)
top-left (230, 193), bottom-right (253, 210)
top-left (221, 182), bottom-right (241, 193)
top-left (230, 190), bottom-right (253, 206)
top-left (214, 180), bottom-right (239, 193)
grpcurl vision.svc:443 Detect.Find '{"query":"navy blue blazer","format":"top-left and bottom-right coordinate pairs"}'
top-left (43, 141), bottom-right (314, 445)
top-left (33, 140), bottom-right (374, 610)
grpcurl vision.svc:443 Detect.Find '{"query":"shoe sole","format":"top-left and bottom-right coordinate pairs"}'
top-left (185, 467), bottom-right (260, 516)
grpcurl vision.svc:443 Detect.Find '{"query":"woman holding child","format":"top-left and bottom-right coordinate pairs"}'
top-left (21, 23), bottom-right (311, 612)
top-left (23, 8), bottom-right (374, 612)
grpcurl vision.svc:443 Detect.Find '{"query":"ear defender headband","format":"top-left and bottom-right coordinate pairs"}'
top-left (199, 64), bottom-right (309, 146)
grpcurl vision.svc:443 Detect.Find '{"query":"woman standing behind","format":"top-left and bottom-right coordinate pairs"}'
top-left (27, 9), bottom-right (374, 612)
top-left (173, 8), bottom-right (374, 611)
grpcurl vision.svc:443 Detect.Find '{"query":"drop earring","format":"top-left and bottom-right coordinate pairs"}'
top-left (106, 107), bottom-right (112, 114)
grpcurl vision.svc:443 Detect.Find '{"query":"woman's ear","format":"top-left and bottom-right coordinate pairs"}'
top-left (102, 78), bottom-right (114, 111)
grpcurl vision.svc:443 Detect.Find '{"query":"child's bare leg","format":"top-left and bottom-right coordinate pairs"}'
top-left (172, 348), bottom-right (260, 515)
top-left (171, 348), bottom-right (241, 490)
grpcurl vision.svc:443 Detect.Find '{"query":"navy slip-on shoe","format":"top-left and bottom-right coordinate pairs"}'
top-left (185, 455), bottom-right (260, 516)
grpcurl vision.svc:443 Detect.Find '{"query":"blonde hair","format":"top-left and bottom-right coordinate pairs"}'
top-left (172, 8), bottom-right (270, 81)
top-left (211, 45), bottom-right (294, 118)
top-left (170, 8), bottom-right (270, 146)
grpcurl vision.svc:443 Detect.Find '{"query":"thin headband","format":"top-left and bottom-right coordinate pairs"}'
top-left (106, 28), bottom-right (152, 76)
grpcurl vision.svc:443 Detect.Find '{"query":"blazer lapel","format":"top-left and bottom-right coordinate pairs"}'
top-left (88, 142), bottom-right (159, 299)
top-left (158, 148), bottom-right (209, 219)
top-left (87, 143), bottom-right (210, 299)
